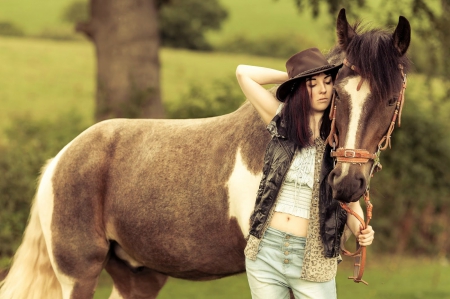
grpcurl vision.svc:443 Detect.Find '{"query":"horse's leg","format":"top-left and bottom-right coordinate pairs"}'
top-left (105, 256), bottom-right (168, 299)
top-left (44, 210), bottom-right (109, 298)
top-left (36, 153), bottom-right (110, 299)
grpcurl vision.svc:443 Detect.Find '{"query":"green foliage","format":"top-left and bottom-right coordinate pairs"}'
top-left (159, 0), bottom-right (228, 50)
top-left (377, 0), bottom-right (450, 82)
top-left (216, 33), bottom-right (316, 58)
top-left (166, 76), bottom-right (244, 118)
top-left (0, 22), bottom-right (24, 37)
top-left (61, 0), bottom-right (88, 24)
top-left (288, 0), bottom-right (366, 18)
top-left (369, 80), bottom-right (450, 255)
top-left (0, 113), bottom-right (90, 258)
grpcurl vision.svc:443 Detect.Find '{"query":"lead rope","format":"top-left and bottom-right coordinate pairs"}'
top-left (339, 150), bottom-right (378, 285)
top-left (339, 191), bottom-right (373, 285)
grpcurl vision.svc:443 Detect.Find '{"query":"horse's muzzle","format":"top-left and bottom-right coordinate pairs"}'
top-left (328, 165), bottom-right (367, 203)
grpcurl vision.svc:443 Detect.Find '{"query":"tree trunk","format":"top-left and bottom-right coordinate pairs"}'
top-left (77, 0), bottom-right (165, 121)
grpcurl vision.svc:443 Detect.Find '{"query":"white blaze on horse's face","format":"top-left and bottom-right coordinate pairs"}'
top-left (227, 148), bottom-right (262, 235)
top-left (336, 77), bottom-right (371, 180)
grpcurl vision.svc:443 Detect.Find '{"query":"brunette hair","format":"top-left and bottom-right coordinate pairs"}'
top-left (282, 71), bottom-right (335, 149)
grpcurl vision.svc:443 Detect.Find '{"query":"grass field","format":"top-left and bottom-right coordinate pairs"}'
top-left (90, 256), bottom-right (450, 299)
top-left (0, 36), bottom-right (285, 130)
top-left (0, 0), bottom-right (75, 35)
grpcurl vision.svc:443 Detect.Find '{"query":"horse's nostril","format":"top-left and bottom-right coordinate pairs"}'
top-left (328, 169), bottom-right (338, 187)
top-left (355, 173), bottom-right (366, 191)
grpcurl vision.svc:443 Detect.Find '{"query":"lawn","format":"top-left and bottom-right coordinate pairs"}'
top-left (91, 256), bottom-right (450, 298)
top-left (0, 36), bottom-right (285, 128)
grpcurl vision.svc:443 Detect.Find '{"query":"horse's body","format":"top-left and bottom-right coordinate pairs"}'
top-left (1, 102), bottom-right (270, 299)
top-left (0, 9), bottom-right (411, 299)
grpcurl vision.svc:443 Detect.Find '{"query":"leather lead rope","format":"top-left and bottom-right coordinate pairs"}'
top-left (339, 190), bottom-right (373, 285)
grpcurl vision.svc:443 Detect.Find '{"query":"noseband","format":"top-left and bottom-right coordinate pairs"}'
top-left (327, 58), bottom-right (408, 284)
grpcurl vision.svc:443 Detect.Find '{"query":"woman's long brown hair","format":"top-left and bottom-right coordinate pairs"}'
top-left (282, 73), bottom-right (334, 149)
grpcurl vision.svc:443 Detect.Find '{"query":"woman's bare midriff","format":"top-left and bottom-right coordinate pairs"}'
top-left (270, 211), bottom-right (309, 237)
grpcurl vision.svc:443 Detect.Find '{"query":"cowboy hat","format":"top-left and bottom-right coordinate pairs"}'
top-left (276, 48), bottom-right (343, 102)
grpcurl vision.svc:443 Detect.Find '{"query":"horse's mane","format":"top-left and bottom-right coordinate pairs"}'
top-left (328, 22), bottom-right (411, 102)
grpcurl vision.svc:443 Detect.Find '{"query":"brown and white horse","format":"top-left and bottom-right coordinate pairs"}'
top-left (0, 9), bottom-right (410, 299)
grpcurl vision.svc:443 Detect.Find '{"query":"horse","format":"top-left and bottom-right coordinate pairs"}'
top-left (0, 8), bottom-right (410, 299)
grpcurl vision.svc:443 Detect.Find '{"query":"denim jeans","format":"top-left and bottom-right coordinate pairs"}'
top-left (246, 227), bottom-right (337, 299)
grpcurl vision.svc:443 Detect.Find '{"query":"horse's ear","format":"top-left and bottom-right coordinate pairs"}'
top-left (336, 8), bottom-right (355, 51)
top-left (392, 16), bottom-right (411, 56)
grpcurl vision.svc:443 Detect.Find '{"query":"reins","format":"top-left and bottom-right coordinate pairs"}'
top-left (327, 58), bottom-right (408, 285)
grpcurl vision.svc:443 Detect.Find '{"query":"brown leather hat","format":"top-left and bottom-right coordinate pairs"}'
top-left (276, 48), bottom-right (343, 102)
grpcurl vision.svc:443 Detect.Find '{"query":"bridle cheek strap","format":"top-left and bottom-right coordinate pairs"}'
top-left (327, 91), bottom-right (338, 147)
top-left (378, 64), bottom-right (408, 150)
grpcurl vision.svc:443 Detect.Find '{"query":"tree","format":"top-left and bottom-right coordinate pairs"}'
top-left (159, 0), bottom-right (228, 50)
top-left (76, 0), bottom-right (167, 121)
top-left (287, 0), bottom-right (366, 18)
top-left (72, 0), bottom-right (227, 121)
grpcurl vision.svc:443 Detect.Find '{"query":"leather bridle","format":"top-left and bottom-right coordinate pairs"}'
top-left (327, 58), bottom-right (408, 284)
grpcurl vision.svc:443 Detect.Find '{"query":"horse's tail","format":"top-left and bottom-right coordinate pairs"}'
top-left (0, 160), bottom-right (62, 299)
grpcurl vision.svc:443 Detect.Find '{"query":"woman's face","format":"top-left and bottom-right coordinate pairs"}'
top-left (306, 72), bottom-right (333, 114)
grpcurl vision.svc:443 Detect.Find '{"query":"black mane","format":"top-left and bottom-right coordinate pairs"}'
top-left (328, 23), bottom-right (411, 102)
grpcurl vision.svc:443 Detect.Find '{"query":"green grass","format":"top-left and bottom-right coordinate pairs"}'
top-left (0, 0), bottom-right (75, 35)
top-left (0, 36), bottom-right (285, 130)
top-left (92, 256), bottom-right (450, 298)
top-left (0, 37), bottom-right (95, 128)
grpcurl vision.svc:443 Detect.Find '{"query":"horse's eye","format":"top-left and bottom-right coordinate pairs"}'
top-left (334, 90), bottom-right (340, 101)
top-left (388, 97), bottom-right (397, 106)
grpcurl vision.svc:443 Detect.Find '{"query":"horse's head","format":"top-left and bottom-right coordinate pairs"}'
top-left (327, 9), bottom-right (411, 203)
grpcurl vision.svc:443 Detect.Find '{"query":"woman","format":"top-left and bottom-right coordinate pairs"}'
top-left (236, 48), bottom-right (374, 299)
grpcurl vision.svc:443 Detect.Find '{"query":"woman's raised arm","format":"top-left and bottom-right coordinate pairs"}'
top-left (236, 65), bottom-right (288, 124)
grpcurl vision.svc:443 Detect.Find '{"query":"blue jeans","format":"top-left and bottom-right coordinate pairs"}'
top-left (246, 227), bottom-right (336, 299)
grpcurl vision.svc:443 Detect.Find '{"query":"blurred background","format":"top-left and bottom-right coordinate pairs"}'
top-left (0, 0), bottom-right (449, 298)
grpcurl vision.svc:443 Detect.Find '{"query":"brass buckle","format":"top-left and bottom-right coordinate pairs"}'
top-left (344, 150), bottom-right (356, 158)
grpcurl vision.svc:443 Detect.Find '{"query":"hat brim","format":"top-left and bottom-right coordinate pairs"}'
top-left (276, 63), bottom-right (343, 102)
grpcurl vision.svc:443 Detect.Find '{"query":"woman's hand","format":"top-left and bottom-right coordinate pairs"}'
top-left (358, 225), bottom-right (374, 246)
